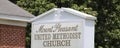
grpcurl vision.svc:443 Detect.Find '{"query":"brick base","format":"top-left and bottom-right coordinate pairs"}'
top-left (0, 24), bottom-right (26, 48)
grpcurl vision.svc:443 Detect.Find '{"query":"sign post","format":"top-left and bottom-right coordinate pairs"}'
top-left (31, 8), bottom-right (96, 48)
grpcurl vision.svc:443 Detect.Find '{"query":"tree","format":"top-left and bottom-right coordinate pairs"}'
top-left (10, 0), bottom-right (120, 48)
top-left (92, 0), bottom-right (120, 48)
top-left (9, 0), bottom-right (19, 3)
top-left (16, 0), bottom-right (57, 16)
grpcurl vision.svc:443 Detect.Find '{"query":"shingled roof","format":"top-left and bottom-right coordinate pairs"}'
top-left (0, 0), bottom-right (34, 18)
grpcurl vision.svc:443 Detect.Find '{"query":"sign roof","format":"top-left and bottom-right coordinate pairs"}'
top-left (31, 8), bottom-right (96, 22)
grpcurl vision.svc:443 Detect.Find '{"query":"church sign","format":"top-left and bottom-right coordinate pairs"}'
top-left (32, 22), bottom-right (83, 48)
top-left (31, 8), bottom-right (96, 48)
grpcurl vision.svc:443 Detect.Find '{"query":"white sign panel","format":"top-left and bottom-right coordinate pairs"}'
top-left (32, 22), bottom-right (83, 48)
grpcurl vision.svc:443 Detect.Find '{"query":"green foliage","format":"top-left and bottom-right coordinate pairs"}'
top-left (71, 4), bottom-right (98, 16)
top-left (94, 0), bottom-right (120, 48)
top-left (17, 0), bottom-right (57, 16)
top-left (26, 23), bottom-right (31, 48)
top-left (10, 0), bottom-right (120, 48)
top-left (16, 0), bottom-right (97, 16)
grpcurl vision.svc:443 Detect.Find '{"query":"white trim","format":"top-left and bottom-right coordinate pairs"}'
top-left (61, 8), bottom-right (96, 20)
top-left (30, 8), bottom-right (96, 22)
top-left (0, 14), bottom-right (32, 22)
top-left (0, 19), bottom-right (27, 27)
top-left (33, 19), bottom-right (84, 24)
top-left (83, 20), bottom-right (95, 48)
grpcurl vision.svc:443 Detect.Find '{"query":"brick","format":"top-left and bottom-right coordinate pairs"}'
top-left (0, 24), bottom-right (26, 48)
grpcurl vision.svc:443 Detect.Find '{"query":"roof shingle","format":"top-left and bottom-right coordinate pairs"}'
top-left (0, 0), bottom-right (35, 18)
